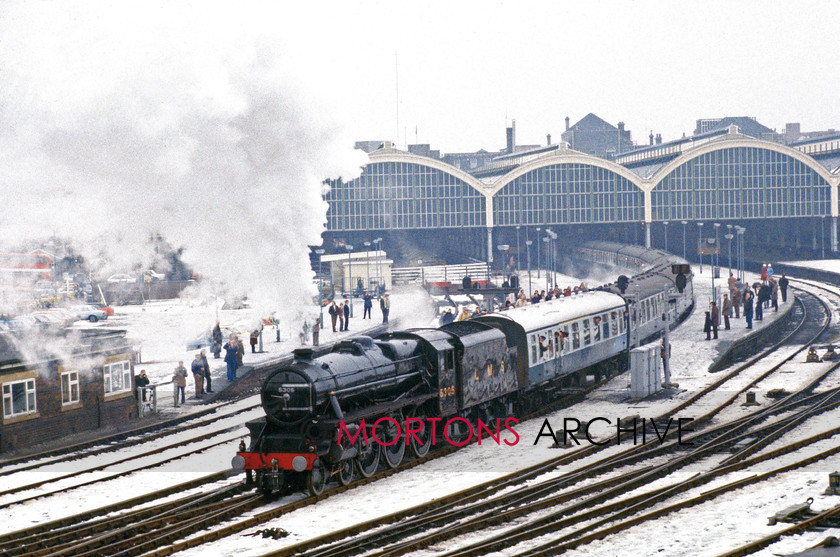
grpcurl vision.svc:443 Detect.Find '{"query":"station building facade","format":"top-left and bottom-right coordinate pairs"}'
top-left (323, 127), bottom-right (840, 267)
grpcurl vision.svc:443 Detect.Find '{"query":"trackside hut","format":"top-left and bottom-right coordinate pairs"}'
top-left (0, 329), bottom-right (136, 453)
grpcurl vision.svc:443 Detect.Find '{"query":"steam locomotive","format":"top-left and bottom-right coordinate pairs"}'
top-left (232, 243), bottom-right (694, 495)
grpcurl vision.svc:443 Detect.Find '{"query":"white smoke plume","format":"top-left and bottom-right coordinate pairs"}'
top-left (0, 2), bottom-right (367, 323)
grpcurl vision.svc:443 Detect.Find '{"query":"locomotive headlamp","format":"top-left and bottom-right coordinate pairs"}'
top-left (292, 456), bottom-right (308, 472)
top-left (231, 455), bottom-right (245, 472)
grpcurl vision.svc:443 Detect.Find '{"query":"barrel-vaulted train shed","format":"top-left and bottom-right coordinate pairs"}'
top-left (324, 126), bottom-right (840, 264)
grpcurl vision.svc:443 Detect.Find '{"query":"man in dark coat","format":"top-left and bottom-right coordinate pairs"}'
top-left (200, 349), bottom-right (212, 392)
top-left (710, 301), bottom-right (720, 339)
top-left (756, 282), bottom-right (770, 320)
top-left (329, 301), bottom-right (340, 332)
top-left (224, 338), bottom-right (238, 381)
top-left (211, 322), bottom-right (223, 358)
top-left (135, 369), bottom-right (150, 401)
top-left (342, 299), bottom-right (351, 331)
top-left (191, 353), bottom-right (205, 397)
top-left (380, 293), bottom-right (390, 323)
top-left (704, 311), bottom-right (713, 340)
top-left (743, 287), bottom-right (754, 329)
top-left (363, 293), bottom-right (373, 319)
top-left (778, 274), bottom-right (789, 303)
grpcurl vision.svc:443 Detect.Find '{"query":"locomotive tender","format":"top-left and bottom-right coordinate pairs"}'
top-left (233, 243), bottom-right (694, 495)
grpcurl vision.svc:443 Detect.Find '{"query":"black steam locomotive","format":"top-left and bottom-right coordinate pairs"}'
top-left (232, 243), bottom-right (693, 495)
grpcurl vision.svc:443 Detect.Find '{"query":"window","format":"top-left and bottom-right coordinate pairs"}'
top-left (3, 379), bottom-right (37, 418)
top-left (602, 314), bottom-right (610, 339)
top-left (104, 360), bottom-right (132, 395)
top-left (571, 323), bottom-right (580, 350)
top-left (582, 319), bottom-right (591, 346)
top-left (611, 311), bottom-right (619, 336)
top-left (593, 316), bottom-right (601, 342)
top-left (61, 371), bottom-right (80, 405)
top-left (530, 334), bottom-right (538, 363)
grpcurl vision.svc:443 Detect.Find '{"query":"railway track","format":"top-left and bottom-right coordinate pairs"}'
top-left (4, 287), bottom-right (834, 556)
top-left (243, 287), bottom-right (840, 557)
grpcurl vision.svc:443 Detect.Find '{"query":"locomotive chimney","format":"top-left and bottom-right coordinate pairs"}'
top-left (293, 348), bottom-right (314, 360)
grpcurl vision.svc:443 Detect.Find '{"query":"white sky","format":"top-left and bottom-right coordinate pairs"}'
top-left (281, 0), bottom-right (840, 153)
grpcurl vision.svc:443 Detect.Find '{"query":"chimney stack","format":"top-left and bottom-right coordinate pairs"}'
top-left (506, 119), bottom-right (517, 154)
top-left (649, 131), bottom-right (654, 145)
top-left (618, 121), bottom-right (625, 132)
top-left (655, 133), bottom-right (662, 145)
top-left (565, 116), bottom-right (570, 131)
top-left (546, 133), bottom-right (551, 145)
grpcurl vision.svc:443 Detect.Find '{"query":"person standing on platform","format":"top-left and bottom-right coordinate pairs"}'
top-left (380, 293), bottom-right (390, 323)
top-left (135, 369), bottom-right (150, 401)
top-left (710, 301), bottom-right (720, 339)
top-left (722, 295), bottom-right (731, 330)
top-left (236, 338), bottom-right (244, 367)
top-left (363, 293), bottom-right (373, 319)
top-left (173, 361), bottom-right (187, 404)
top-left (329, 301), bottom-right (340, 332)
top-left (312, 317), bottom-right (320, 346)
top-left (249, 329), bottom-right (259, 353)
top-left (212, 322), bottom-right (223, 359)
top-left (743, 287), bottom-right (754, 330)
top-left (224, 338), bottom-right (238, 381)
top-left (704, 311), bottom-right (713, 340)
top-left (342, 299), bottom-right (351, 331)
top-left (191, 353), bottom-right (205, 398)
top-left (200, 349), bottom-right (212, 393)
top-left (770, 278), bottom-right (779, 312)
top-left (779, 274), bottom-right (789, 303)
top-left (732, 286), bottom-right (741, 319)
top-left (338, 302), bottom-right (345, 332)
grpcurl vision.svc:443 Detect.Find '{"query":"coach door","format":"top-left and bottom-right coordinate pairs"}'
top-left (438, 349), bottom-right (458, 415)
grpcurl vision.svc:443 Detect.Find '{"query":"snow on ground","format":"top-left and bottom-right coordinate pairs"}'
top-left (111, 285), bottom-right (436, 411)
top-left (173, 266), bottom-right (817, 557)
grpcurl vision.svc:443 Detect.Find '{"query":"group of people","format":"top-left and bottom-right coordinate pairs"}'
top-left (172, 350), bottom-right (213, 404)
top-left (522, 284), bottom-right (589, 307)
top-left (223, 334), bottom-right (245, 382)
top-left (704, 265), bottom-right (790, 340)
top-left (327, 293), bottom-right (391, 332)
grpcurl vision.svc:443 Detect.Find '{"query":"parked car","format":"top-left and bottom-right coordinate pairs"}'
top-left (98, 306), bottom-right (114, 316)
top-left (107, 274), bottom-right (136, 284)
top-left (72, 305), bottom-right (109, 322)
top-left (141, 270), bottom-right (165, 281)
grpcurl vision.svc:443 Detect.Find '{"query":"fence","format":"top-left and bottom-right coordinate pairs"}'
top-left (392, 262), bottom-right (490, 286)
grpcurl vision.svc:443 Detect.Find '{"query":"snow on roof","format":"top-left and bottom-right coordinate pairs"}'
top-left (494, 291), bottom-right (624, 331)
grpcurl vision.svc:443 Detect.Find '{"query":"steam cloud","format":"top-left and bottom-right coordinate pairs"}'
top-left (0, 2), bottom-right (366, 321)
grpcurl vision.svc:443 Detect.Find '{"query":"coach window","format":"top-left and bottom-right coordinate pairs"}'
top-left (602, 314), bottom-right (610, 339)
top-left (592, 316), bottom-right (601, 342)
top-left (530, 334), bottom-right (538, 363)
top-left (61, 371), bottom-right (80, 405)
top-left (571, 322), bottom-right (580, 350)
top-left (2, 379), bottom-right (37, 418)
top-left (103, 360), bottom-right (132, 395)
top-left (582, 319), bottom-right (591, 346)
top-left (611, 311), bottom-right (619, 336)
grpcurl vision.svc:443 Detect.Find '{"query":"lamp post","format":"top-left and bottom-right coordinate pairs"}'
top-left (535, 227), bottom-right (541, 278)
top-left (725, 233), bottom-right (734, 275)
top-left (364, 241), bottom-right (371, 290)
top-left (515, 226), bottom-right (521, 272)
top-left (697, 222), bottom-right (704, 273)
top-left (315, 248), bottom-right (325, 326)
top-left (547, 229), bottom-right (557, 289)
top-left (663, 221), bottom-right (669, 253)
top-left (736, 227), bottom-right (745, 281)
top-left (713, 223), bottom-right (721, 277)
top-left (709, 237), bottom-right (716, 304)
top-left (542, 237), bottom-right (551, 290)
top-left (681, 221), bottom-right (688, 260)
top-left (418, 259), bottom-right (424, 286)
top-left (373, 237), bottom-right (383, 292)
top-left (525, 240), bottom-right (532, 295)
top-left (345, 244), bottom-right (354, 296)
